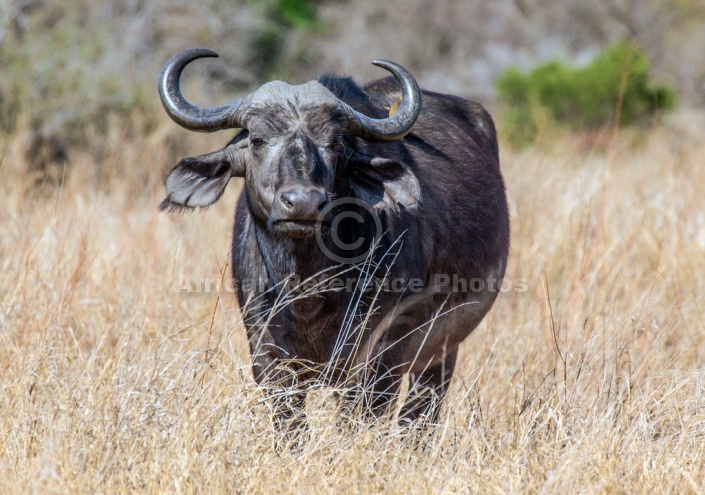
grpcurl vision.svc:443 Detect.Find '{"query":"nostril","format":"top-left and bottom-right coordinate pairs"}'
top-left (315, 192), bottom-right (328, 212)
top-left (279, 190), bottom-right (297, 209)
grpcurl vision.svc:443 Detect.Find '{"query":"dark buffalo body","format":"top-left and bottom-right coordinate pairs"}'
top-left (158, 49), bottom-right (509, 424)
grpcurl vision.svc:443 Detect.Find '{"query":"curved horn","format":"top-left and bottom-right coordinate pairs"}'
top-left (339, 60), bottom-right (422, 142)
top-left (158, 48), bottom-right (244, 132)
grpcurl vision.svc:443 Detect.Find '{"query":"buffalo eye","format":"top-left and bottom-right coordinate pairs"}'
top-left (250, 137), bottom-right (265, 148)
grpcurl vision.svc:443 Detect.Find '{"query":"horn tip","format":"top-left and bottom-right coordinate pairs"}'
top-left (371, 59), bottom-right (393, 69)
top-left (186, 48), bottom-right (220, 59)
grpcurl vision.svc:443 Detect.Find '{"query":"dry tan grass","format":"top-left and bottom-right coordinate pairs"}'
top-left (1, 112), bottom-right (704, 493)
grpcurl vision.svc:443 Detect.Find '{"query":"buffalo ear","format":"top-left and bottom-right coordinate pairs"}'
top-left (349, 155), bottom-right (421, 211)
top-left (159, 137), bottom-right (247, 211)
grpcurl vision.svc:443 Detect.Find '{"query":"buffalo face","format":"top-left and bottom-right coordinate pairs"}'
top-left (158, 49), bottom-right (423, 240)
top-left (235, 85), bottom-right (345, 239)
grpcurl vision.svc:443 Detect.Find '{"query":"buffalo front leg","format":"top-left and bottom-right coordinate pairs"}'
top-left (248, 329), bottom-right (308, 433)
top-left (268, 386), bottom-right (307, 433)
top-left (343, 351), bottom-right (404, 421)
top-left (400, 350), bottom-right (457, 426)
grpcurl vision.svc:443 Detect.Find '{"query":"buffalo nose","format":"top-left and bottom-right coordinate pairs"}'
top-left (277, 187), bottom-right (328, 220)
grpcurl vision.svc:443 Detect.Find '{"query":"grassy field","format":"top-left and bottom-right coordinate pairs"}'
top-left (1, 111), bottom-right (704, 493)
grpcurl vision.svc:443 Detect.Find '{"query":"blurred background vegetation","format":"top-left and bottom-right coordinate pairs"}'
top-left (1, 0), bottom-right (703, 181)
top-left (496, 42), bottom-right (677, 145)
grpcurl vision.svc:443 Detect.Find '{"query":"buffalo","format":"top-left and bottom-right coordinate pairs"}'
top-left (158, 49), bottom-right (509, 427)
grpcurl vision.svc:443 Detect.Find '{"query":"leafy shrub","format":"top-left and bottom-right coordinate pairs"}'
top-left (249, 0), bottom-right (320, 79)
top-left (270, 0), bottom-right (318, 29)
top-left (496, 42), bottom-right (677, 146)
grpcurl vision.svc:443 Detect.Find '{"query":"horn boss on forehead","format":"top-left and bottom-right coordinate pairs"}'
top-left (158, 49), bottom-right (422, 141)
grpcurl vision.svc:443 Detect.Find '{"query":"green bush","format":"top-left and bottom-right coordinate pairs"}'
top-left (271, 0), bottom-right (318, 29)
top-left (249, 0), bottom-right (320, 78)
top-left (496, 42), bottom-right (677, 146)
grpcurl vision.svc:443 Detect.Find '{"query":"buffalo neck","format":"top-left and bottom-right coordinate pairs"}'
top-left (252, 219), bottom-right (332, 286)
